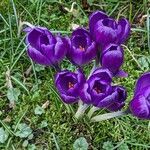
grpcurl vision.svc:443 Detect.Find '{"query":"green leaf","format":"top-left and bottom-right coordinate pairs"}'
top-left (0, 127), bottom-right (8, 143)
top-left (73, 137), bottom-right (89, 150)
top-left (40, 120), bottom-right (48, 128)
top-left (87, 0), bottom-right (94, 6)
top-left (118, 143), bottom-right (129, 150)
top-left (28, 134), bottom-right (34, 140)
top-left (35, 64), bottom-right (45, 72)
top-left (34, 105), bottom-right (45, 115)
top-left (138, 56), bottom-right (149, 70)
top-left (22, 140), bottom-right (29, 147)
top-left (103, 141), bottom-right (114, 150)
top-left (28, 144), bottom-right (36, 150)
top-left (15, 123), bottom-right (32, 138)
top-left (7, 88), bottom-right (20, 102)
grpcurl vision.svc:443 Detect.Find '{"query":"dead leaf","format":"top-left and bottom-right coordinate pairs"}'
top-left (24, 65), bottom-right (32, 77)
top-left (71, 23), bottom-right (80, 30)
top-left (42, 101), bottom-right (50, 109)
top-left (5, 69), bottom-right (13, 89)
top-left (3, 116), bottom-right (11, 123)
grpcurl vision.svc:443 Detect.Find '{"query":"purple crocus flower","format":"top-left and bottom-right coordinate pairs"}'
top-left (55, 69), bottom-right (85, 104)
top-left (67, 28), bottom-right (97, 66)
top-left (107, 86), bottom-right (127, 111)
top-left (130, 72), bottom-right (150, 119)
top-left (89, 11), bottom-right (130, 47)
top-left (101, 44), bottom-right (126, 76)
top-left (25, 27), bottom-right (69, 66)
top-left (80, 68), bottom-right (126, 111)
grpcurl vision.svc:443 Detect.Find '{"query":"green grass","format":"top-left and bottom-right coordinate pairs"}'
top-left (0, 0), bottom-right (150, 149)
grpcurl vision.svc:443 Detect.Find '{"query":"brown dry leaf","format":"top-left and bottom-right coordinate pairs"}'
top-left (9, 102), bottom-right (16, 109)
top-left (64, 2), bottom-right (78, 17)
top-left (24, 65), bottom-right (32, 77)
top-left (3, 116), bottom-right (11, 123)
top-left (42, 100), bottom-right (50, 109)
top-left (5, 69), bottom-right (13, 88)
top-left (71, 23), bottom-right (80, 30)
top-left (5, 69), bottom-right (16, 109)
top-left (140, 14), bottom-right (147, 26)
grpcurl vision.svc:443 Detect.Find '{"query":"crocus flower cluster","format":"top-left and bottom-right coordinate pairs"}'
top-left (56, 68), bottom-right (127, 112)
top-left (24, 10), bottom-right (150, 120)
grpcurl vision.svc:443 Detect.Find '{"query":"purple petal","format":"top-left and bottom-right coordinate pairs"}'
top-left (54, 41), bottom-right (67, 62)
top-left (102, 85), bottom-right (126, 111)
top-left (101, 46), bottom-right (123, 75)
top-left (92, 68), bottom-right (112, 84)
top-left (27, 46), bottom-right (51, 65)
top-left (94, 90), bottom-right (118, 108)
top-left (134, 72), bottom-right (150, 96)
top-left (89, 11), bottom-right (108, 35)
top-left (55, 70), bottom-right (77, 93)
top-left (107, 102), bottom-right (125, 111)
top-left (85, 42), bottom-right (97, 62)
top-left (94, 19), bottom-right (117, 45)
top-left (26, 28), bottom-right (50, 49)
top-left (26, 28), bottom-right (42, 50)
top-left (23, 27), bottom-right (32, 33)
top-left (40, 44), bottom-right (55, 63)
top-left (68, 47), bottom-right (84, 65)
top-left (72, 28), bottom-right (89, 37)
top-left (80, 83), bottom-right (92, 104)
top-left (117, 18), bottom-right (130, 44)
top-left (130, 95), bottom-right (150, 119)
top-left (61, 94), bottom-right (78, 104)
top-left (77, 69), bottom-right (86, 85)
top-left (116, 70), bottom-right (128, 78)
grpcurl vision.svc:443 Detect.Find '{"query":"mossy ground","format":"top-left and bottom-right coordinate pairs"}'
top-left (0, 0), bottom-right (150, 149)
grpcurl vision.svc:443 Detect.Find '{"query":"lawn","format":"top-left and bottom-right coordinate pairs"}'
top-left (0, 0), bottom-right (150, 149)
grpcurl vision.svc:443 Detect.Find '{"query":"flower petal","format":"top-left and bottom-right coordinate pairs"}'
top-left (61, 94), bottom-right (78, 104)
top-left (72, 28), bottom-right (89, 37)
top-left (27, 46), bottom-right (51, 65)
top-left (117, 18), bottom-right (130, 44)
top-left (94, 90), bottom-right (118, 108)
top-left (130, 95), bottom-right (150, 119)
top-left (101, 45), bottom-right (123, 75)
top-left (85, 42), bottom-right (97, 62)
top-left (54, 41), bottom-right (67, 62)
top-left (40, 44), bottom-right (55, 63)
top-left (134, 72), bottom-right (150, 96)
top-left (92, 68), bottom-right (112, 84)
top-left (89, 11), bottom-right (108, 35)
top-left (67, 47), bottom-right (84, 65)
top-left (94, 20), bottom-right (117, 45)
top-left (115, 70), bottom-right (128, 78)
top-left (80, 83), bottom-right (92, 104)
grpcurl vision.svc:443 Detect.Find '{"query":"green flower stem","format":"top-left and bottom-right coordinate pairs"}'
top-left (78, 99), bottom-right (83, 106)
top-left (75, 103), bottom-right (89, 119)
top-left (87, 106), bottom-right (99, 118)
top-left (91, 109), bottom-right (130, 122)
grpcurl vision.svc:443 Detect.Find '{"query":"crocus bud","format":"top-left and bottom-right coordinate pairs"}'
top-left (89, 11), bottom-right (130, 47)
top-left (55, 69), bottom-right (85, 104)
top-left (101, 44), bottom-right (124, 76)
top-left (67, 28), bottom-right (97, 66)
top-left (25, 27), bottom-right (69, 66)
top-left (130, 72), bottom-right (150, 119)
